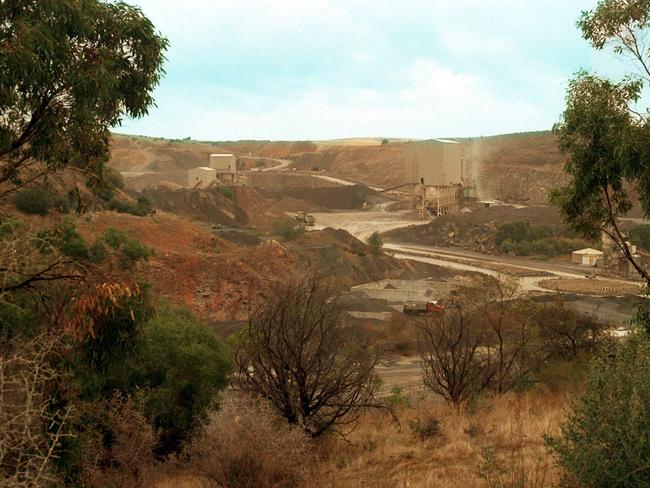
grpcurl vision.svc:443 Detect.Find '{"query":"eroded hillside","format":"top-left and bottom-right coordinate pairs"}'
top-left (110, 131), bottom-right (568, 205)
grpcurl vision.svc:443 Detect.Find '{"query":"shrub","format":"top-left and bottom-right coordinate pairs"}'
top-left (386, 386), bottom-right (410, 408)
top-left (366, 231), bottom-right (383, 255)
top-left (108, 195), bottom-right (152, 216)
top-left (0, 338), bottom-right (67, 487)
top-left (13, 187), bottom-right (52, 216)
top-left (187, 392), bottom-right (313, 488)
top-left (409, 416), bottom-right (441, 441)
top-left (125, 307), bottom-right (231, 454)
top-left (118, 238), bottom-right (154, 269)
top-left (56, 219), bottom-right (90, 260)
top-left (546, 332), bottom-right (650, 487)
top-left (216, 187), bottom-right (234, 200)
top-left (88, 240), bottom-right (108, 263)
top-left (629, 224), bottom-right (650, 251)
top-left (103, 228), bottom-right (129, 249)
top-left (271, 219), bottom-right (305, 241)
top-left (495, 221), bottom-right (550, 247)
top-left (79, 393), bottom-right (157, 488)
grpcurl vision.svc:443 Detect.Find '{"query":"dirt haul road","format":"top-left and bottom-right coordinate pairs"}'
top-left (311, 208), bottom-right (641, 395)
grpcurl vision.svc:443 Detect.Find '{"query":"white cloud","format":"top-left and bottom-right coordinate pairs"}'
top-left (123, 58), bottom-right (554, 140)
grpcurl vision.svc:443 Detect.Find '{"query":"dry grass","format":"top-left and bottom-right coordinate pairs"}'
top-left (315, 389), bottom-right (568, 488)
top-left (156, 388), bottom-right (569, 488)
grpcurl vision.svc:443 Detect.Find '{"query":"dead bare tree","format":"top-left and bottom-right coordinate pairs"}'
top-left (416, 296), bottom-right (495, 405)
top-left (0, 337), bottom-right (72, 487)
top-left (233, 275), bottom-right (383, 437)
top-left (418, 276), bottom-right (544, 404)
top-left (461, 276), bottom-right (536, 394)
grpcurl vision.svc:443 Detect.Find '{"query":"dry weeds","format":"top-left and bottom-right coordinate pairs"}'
top-left (315, 389), bottom-right (567, 488)
top-left (156, 388), bottom-right (568, 488)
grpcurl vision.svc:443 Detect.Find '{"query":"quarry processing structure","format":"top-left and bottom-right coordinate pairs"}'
top-left (187, 153), bottom-right (238, 188)
top-left (403, 139), bottom-right (470, 219)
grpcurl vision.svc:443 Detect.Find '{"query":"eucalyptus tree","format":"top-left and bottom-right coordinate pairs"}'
top-left (0, 0), bottom-right (168, 200)
top-left (552, 0), bottom-right (650, 283)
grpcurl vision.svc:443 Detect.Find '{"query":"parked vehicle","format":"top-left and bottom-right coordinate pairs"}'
top-left (295, 211), bottom-right (315, 226)
top-left (403, 300), bottom-right (445, 316)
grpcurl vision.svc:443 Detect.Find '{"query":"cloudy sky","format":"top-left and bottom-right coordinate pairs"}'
top-left (117, 0), bottom-right (627, 141)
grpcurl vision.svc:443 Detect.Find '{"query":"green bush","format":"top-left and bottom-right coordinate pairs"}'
top-left (216, 187), bottom-right (234, 200)
top-left (271, 219), bottom-right (305, 241)
top-left (546, 332), bottom-right (650, 487)
top-left (366, 231), bottom-right (384, 255)
top-left (103, 228), bottom-right (129, 249)
top-left (13, 187), bottom-right (52, 216)
top-left (629, 224), bottom-right (650, 251)
top-left (125, 307), bottom-right (231, 454)
top-left (56, 219), bottom-right (90, 259)
top-left (108, 195), bottom-right (152, 216)
top-left (118, 238), bottom-right (154, 269)
top-left (101, 227), bottom-right (152, 268)
top-left (88, 240), bottom-right (108, 263)
top-left (500, 236), bottom-right (589, 257)
top-left (495, 221), bottom-right (550, 247)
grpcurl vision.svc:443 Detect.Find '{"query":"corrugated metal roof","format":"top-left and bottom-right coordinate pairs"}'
top-left (210, 153), bottom-right (234, 157)
top-left (572, 248), bottom-right (604, 255)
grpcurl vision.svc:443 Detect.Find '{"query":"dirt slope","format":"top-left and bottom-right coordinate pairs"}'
top-left (384, 205), bottom-right (568, 252)
top-left (109, 131), bottom-right (568, 205)
top-left (77, 211), bottom-right (443, 322)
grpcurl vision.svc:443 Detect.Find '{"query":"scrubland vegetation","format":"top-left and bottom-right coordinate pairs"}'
top-left (495, 221), bottom-right (591, 258)
top-left (6, 0), bottom-right (650, 486)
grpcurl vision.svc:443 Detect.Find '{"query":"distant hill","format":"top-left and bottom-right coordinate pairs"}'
top-left (109, 131), bottom-right (567, 204)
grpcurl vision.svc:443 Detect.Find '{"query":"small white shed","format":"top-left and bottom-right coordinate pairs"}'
top-left (571, 248), bottom-right (604, 267)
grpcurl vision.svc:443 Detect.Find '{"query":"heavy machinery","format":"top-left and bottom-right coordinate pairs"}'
top-left (294, 211), bottom-right (315, 226)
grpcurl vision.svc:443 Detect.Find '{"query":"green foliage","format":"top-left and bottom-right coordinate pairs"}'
top-left (0, 0), bottom-right (168, 194)
top-left (385, 386), bottom-right (410, 408)
top-left (551, 0), bottom-right (650, 278)
top-left (216, 187), bottom-right (234, 200)
top-left (88, 240), bottom-right (108, 263)
top-left (0, 297), bottom-right (39, 342)
top-left (366, 231), bottom-right (384, 254)
top-left (495, 221), bottom-right (551, 247)
top-left (496, 221), bottom-right (587, 257)
top-left (125, 307), bottom-right (231, 454)
top-left (118, 238), bottom-right (154, 269)
top-left (551, 72), bottom-right (640, 240)
top-left (73, 287), bottom-right (154, 396)
top-left (546, 332), bottom-right (650, 488)
top-left (103, 228), bottom-right (129, 249)
top-left (271, 219), bottom-right (305, 240)
top-left (108, 195), bottom-right (153, 216)
top-left (101, 227), bottom-right (153, 268)
top-left (629, 224), bottom-right (650, 251)
top-left (12, 187), bottom-right (52, 216)
top-left (56, 219), bottom-right (90, 260)
top-left (381, 138), bottom-right (390, 145)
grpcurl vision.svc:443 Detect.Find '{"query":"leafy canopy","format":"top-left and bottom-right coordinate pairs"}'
top-left (552, 0), bottom-right (650, 282)
top-left (0, 0), bottom-right (168, 195)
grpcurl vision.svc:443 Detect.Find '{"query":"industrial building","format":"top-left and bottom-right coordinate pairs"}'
top-left (187, 166), bottom-right (217, 188)
top-left (187, 153), bottom-right (238, 188)
top-left (402, 140), bottom-right (467, 219)
top-left (209, 153), bottom-right (237, 183)
top-left (405, 139), bottom-right (463, 186)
